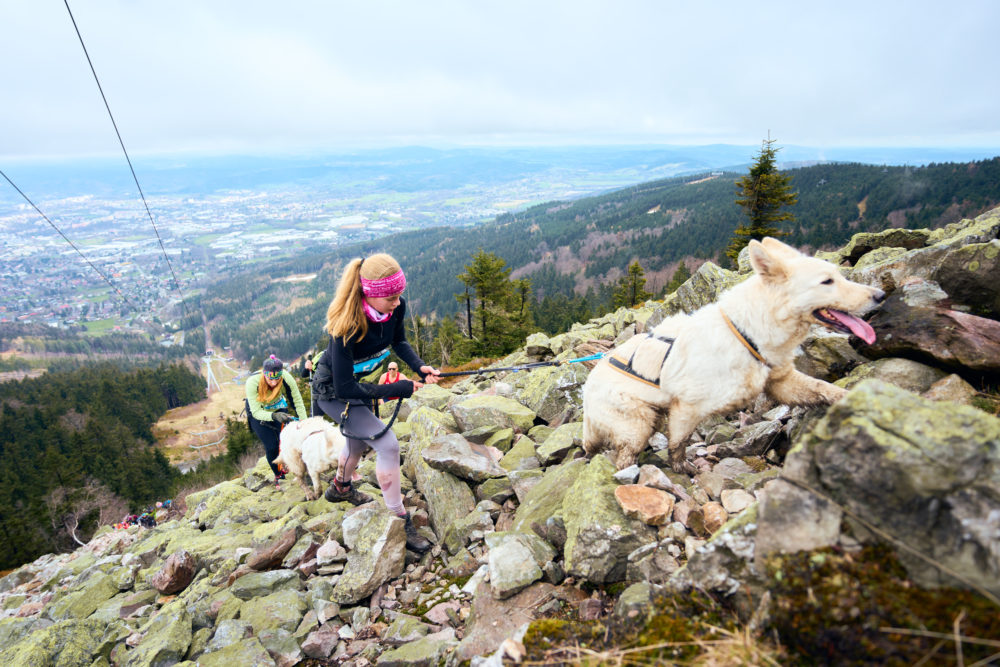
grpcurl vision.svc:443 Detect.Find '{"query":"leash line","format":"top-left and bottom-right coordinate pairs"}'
top-left (435, 353), bottom-right (606, 378)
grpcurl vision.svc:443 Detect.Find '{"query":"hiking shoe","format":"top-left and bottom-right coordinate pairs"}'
top-left (400, 512), bottom-right (432, 553)
top-left (274, 478), bottom-right (282, 490)
top-left (324, 479), bottom-right (373, 506)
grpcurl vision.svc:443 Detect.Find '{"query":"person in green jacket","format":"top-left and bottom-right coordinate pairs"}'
top-left (244, 354), bottom-right (307, 487)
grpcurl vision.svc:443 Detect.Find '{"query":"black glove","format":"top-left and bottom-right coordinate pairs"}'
top-left (271, 412), bottom-right (294, 425)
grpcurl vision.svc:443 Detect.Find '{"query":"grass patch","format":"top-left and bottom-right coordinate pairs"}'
top-left (83, 318), bottom-right (118, 335)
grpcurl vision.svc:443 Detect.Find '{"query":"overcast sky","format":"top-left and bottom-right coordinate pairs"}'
top-left (2, 1), bottom-right (999, 160)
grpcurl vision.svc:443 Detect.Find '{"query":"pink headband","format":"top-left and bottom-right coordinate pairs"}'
top-left (361, 269), bottom-right (406, 298)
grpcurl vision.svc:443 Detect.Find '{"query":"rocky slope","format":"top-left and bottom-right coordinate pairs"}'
top-left (2, 208), bottom-right (999, 666)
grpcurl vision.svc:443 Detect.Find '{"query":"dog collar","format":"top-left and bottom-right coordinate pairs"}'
top-left (720, 311), bottom-right (771, 367)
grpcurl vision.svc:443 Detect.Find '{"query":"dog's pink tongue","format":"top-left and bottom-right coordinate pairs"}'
top-left (830, 309), bottom-right (876, 344)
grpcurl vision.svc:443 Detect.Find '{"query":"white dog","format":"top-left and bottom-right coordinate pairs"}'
top-left (273, 416), bottom-right (346, 500)
top-left (582, 237), bottom-right (885, 474)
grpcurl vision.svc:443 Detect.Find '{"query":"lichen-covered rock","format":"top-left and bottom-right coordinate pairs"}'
top-left (238, 588), bottom-right (308, 634)
top-left (229, 569), bottom-right (301, 601)
top-left (562, 455), bottom-right (657, 583)
top-left (46, 571), bottom-right (119, 621)
top-left (668, 261), bottom-right (742, 315)
top-left (509, 363), bottom-right (589, 424)
top-left (186, 481), bottom-right (254, 528)
top-left (404, 384), bottom-right (455, 414)
top-left (672, 504), bottom-right (761, 597)
top-left (377, 634), bottom-right (456, 667)
top-left (421, 433), bottom-right (507, 483)
top-left (449, 395), bottom-right (537, 433)
top-left (332, 512), bottom-right (406, 604)
top-left (838, 357), bottom-right (947, 394)
top-left (841, 228), bottom-right (931, 264)
top-left (484, 531), bottom-right (556, 599)
top-left (795, 329), bottom-right (870, 382)
top-left (784, 379), bottom-right (1000, 595)
top-left (511, 458), bottom-right (586, 539)
top-left (0, 617), bottom-right (128, 667)
top-left (407, 412), bottom-right (477, 540)
top-left (126, 605), bottom-right (193, 667)
top-left (443, 509), bottom-right (495, 555)
top-left (534, 422), bottom-right (584, 465)
top-left (498, 434), bottom-right (538, 472)
top-left (197, 637), bottom-right (276, 666)
top-left (383, 613), bottom-right (433, 646)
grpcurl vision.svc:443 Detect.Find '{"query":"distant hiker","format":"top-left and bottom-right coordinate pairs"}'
top-left (301, 350), bottom-right (325, 417)
top-left (245, 354), bottom-right (307, 487)
top-left (311, 253), bottom-right (440, 553)
top-left (377, 362), bottom-right (407, 417)
top-left (300, 350), bottom-right (324, 379)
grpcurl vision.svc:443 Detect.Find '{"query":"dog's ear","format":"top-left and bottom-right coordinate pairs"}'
top-left (748, 239), bottom-right (788, 281)
top-left (760, 237), bottom-right (801, 259)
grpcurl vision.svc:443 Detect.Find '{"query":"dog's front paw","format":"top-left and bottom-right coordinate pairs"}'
top-left (670, 458), bottom-right (699, 477)
top-left (306, 490), bottom-right (318, 501)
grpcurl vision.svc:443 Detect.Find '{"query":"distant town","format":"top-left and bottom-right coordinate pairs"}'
top-left (0, 172), bottom-right (599, 333)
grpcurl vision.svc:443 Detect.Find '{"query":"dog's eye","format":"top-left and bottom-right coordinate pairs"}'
top-left (821, 278), bottom-right (834, 285)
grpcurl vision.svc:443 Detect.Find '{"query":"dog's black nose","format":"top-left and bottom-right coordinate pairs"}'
top-left (872, 288), bottom-right (887, 304)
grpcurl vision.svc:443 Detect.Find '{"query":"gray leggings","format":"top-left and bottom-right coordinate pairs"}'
top-left (316, 398), bottom-right (404, 515)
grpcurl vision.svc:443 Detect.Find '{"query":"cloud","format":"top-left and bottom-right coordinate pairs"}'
top-left (1, 0), bottom-right (999, 158)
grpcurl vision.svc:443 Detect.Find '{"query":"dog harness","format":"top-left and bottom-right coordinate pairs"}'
top-left (607, 332), bottom-right (676, 388)
top-left (719, 311), bottom-right (771, 367)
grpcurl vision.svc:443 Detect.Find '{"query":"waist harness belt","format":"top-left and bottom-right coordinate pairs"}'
top-left (608, 333), bottom-right (676, 388)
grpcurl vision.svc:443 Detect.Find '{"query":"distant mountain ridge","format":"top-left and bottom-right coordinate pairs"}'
top-left (202, 157), bottom-right (1000, 361)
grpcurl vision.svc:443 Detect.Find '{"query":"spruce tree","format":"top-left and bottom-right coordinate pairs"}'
top-left (726, 137), bottom-right (797, 264)
top-left (664, 262), bottom-right (692, 295)
top-left (612, 261), bottom-right (653, 308)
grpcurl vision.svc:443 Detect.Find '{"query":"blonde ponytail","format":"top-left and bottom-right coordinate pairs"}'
top-left (325, 254), bottom-right (402, 342)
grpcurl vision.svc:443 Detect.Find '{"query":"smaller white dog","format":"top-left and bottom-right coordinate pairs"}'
top-left (273, 416), bottom-right (346, 500)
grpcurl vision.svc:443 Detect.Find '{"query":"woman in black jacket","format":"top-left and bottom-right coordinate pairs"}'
top-left (312, 253), bottom-right (439, 552)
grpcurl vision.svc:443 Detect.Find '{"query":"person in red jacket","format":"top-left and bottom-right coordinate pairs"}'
top-left (377, 362), bottom-right (407, 416)
top-left (310, 253), bottom-right (440, 553)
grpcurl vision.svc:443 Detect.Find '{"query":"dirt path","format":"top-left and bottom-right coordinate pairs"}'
top-left (152, 357), bottom-right (249, 470)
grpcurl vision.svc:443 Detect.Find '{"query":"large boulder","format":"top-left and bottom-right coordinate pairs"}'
top-left (126, 604), bottom-right (193, 667)
top-left (561, 455), bottom-right (657, 583)
top-left (449, 395), bottom-right (536, 433)
top-left (929, 240), bottom-right (1000, 319)
top-left (668, 262), bottom-right (742, 315)
top-left (332, 512), bottom-right (406, 604)
top-left (0, 617), bottom-right (128, 667)
top-left (406, 406), bottom-right (477, 539)
top-left (866, 280), bottom-right (1000, 375)
top-left (420, 433), bottom-right (507, 483)
top-left (509, 364), bottom-right (590, 425)
top-left (511, 458), bottom-right (587, 544)
top-left (773, 380), bottom-right (1000, 595)
top-left (484, 531), bottom-right (556, 599)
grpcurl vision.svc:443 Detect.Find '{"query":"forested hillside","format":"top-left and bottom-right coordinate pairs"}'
top-left (0, 363), bottom-right (204, 569)
top-left (0, 322), bottom-right (206, 373)
top-left (197, 158), bottom-right (1000, 362)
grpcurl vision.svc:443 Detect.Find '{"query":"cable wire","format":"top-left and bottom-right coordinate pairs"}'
top-left (0, 168), bottom-right (135, 309)
top-left (62, 0), bottom-right (187, 317)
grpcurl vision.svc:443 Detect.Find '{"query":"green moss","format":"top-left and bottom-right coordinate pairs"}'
top-left (765, 544), bottom-right (1000, 665)
top-left (741, 456), bottom-right (769, 472)
top-left (522, 618), bottom-right (605, 655)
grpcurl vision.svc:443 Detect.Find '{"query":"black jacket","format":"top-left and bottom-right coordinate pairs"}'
top-left (312, 298), bottom-right (426, 403)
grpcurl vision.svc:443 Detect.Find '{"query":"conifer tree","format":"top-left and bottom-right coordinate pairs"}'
top-left (726, 137), bottom-right (797, 264)
top-left (612, 261), bottom-right (653, 308)
top-left (454, 250), bottom-right (533, 358)
top-left (664, 262), bottom-right (692, 295)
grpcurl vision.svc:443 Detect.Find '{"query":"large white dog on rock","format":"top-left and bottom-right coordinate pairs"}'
top-left (582, 237), bottom-right (885, 474)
